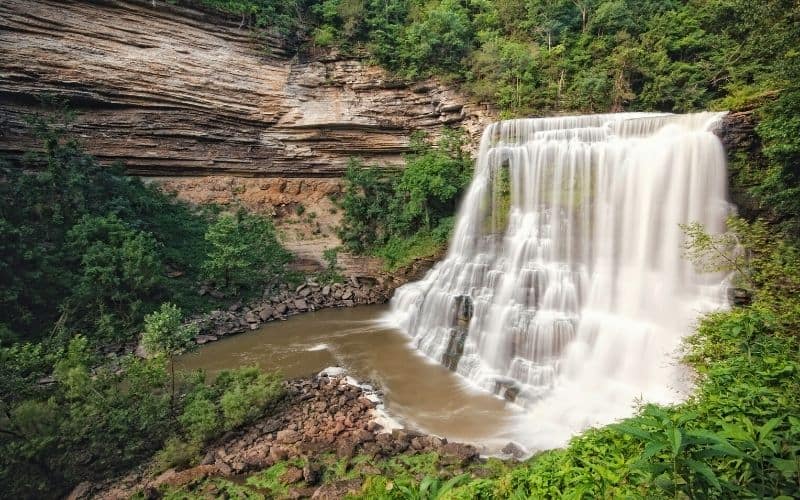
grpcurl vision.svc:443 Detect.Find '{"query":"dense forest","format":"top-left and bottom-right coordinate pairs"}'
top-left (2, 0), bottom-right (799, 498)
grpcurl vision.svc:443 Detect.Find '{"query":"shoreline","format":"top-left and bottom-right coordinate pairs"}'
top-left (89, 369), bottom-right (502, 499)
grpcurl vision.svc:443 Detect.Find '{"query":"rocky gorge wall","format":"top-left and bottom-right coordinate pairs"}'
top-left (0, 0), bottom-right (491, 276)
top-left (0, 0), bottom-right (755, 279)
top-left (0, 0), bottom-right (490, 177)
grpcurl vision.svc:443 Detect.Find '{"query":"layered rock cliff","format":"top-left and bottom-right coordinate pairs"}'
top-left (0, 0), bottom-right (491, 276)
top-left (0, 0), bottom-right (489, 177)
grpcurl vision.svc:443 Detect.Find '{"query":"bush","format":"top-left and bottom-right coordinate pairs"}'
top-left (335, 129), bottom-right (470, 268)
top-left (202, 210), bottom-right (292, 293)
top-left (154, 437), bottom-right (203, 473)
top-left (215, 366), bottom-right (285, 430)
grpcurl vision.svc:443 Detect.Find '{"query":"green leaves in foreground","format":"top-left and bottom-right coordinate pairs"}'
top-left (614, 406), bottom-right (800, 498)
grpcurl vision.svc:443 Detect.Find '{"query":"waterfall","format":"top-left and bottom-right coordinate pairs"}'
top-left (387, 112), bottom-right (732, 449)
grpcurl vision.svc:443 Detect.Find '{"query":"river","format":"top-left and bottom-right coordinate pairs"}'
top-left (178, 304), bottom-right (523, 453)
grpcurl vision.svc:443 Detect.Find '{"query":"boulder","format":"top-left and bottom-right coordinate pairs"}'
top-left (439, 442), bottom-right (479, 465)
top-left (303, 462), bottom-right (322, 485)
top-left (501, 441), bottom-right (527, 459)
top-left (259, 306), bottom-right (274, 321)
top-left (66, 481), bottom-right (91, 500)
top-left (280, 466), bottom-right (305, 485)
top-left (294, 299), bottom-right (308, 311)
top-left (195, 334), bottom-right (218, 345)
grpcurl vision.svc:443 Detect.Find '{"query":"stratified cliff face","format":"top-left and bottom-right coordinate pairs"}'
top-left (0, 0), bottom-right (489, 177)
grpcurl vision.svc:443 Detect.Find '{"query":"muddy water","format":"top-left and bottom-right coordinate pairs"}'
top-left (178, 305), bottom-right (521, 452)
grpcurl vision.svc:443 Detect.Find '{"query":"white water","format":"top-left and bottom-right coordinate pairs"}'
top-left (387, 112), bottom-right (732, 450)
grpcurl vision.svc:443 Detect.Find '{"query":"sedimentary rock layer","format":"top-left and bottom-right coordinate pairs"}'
top-left (0, 0), bottom-right (488, 177)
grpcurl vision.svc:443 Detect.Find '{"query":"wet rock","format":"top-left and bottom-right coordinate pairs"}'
top-left (341, 289), bottom-right (353, 300)
top-left (439, 442), bottom-right (479, 465)
top-left (352, 428), bottom-right (375, 444)
top-left (195, 334), bottom-right (218, 345)
top-left (336, 440), bottom-right (356, 459)
top-left (259, 306), bottom-right (274, 321)
top-left (727, 287), bottom-right (752, 306)
top-left (319, 366), bottom-right (347, 378)
top-left (294, 299), bottom-right (308, 311)
top-left (276, 303), bottom-right (288, 314)
top-left (270, 446), bottom-right (289, 463)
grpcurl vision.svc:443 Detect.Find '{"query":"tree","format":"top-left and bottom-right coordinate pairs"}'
top-left (141, 303), bottom-right (197, 416)
top-left (335, 159), bottom-right (396, 253)
top-left (202, 210), bottom-right (291, 292)
top-left (389, 129), bottom-right (472, 233)
top-left (65, 214), bottom-right (163, 341)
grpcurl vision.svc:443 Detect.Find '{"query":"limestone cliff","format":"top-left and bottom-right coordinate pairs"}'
top-left (0, 0), bottom-right (491, 276)
top-left (0, 0), bottom-right (489, 177)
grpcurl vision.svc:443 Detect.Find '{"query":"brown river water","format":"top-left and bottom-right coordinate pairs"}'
top-left (178, 304), bottom-right (523, 452)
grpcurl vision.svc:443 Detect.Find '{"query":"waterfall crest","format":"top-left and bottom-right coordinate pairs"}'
top-left (387, 112), bottom-right (731, 449)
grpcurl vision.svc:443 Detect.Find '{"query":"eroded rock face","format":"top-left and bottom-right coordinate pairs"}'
top-left (0, 0), bottom-right (490, 177)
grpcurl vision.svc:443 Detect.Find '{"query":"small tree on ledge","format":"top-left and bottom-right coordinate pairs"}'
top-left (141, 303), bottom-right (197, 417)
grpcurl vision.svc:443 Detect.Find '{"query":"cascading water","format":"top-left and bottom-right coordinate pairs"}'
top-left (387, 112), bottom-right (732, 450)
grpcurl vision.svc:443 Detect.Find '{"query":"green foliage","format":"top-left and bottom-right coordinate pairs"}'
top-left (375, 217), bottom-right (453, 271)
top-left (215, 366), bottom-right (285, 429)
top-left (178, 393), bottom-right (219, 443)
top-left (141, 303), bottom-right (197, 357)
top-left (202, 210), bottom-right (292, 293)
top-left (393, 474), bottom-right (470, 499)
top-left (318, 247), bottom-right (345, 283)
top-left (389, 130), bottom-right (471, 234)
top-left (245, 460), bottom-right (298, 496)
top-left (0, 108), bottom-right (292, 496)
top-left (0, 106), bottom-right (221, 343)
top-left (336, 159), bottom-right (396, 253)
top-left (336, 129), bottom-right (470, 268)
top-left (154, 436), bottom-right (203, 473)
top-left (189, 0), bottom-right (302, 35)
top-left (0, 337), bottom-right (171, 498)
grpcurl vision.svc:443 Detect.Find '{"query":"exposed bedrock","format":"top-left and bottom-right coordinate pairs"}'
top-left (0, 0), bottom-right (489, 177)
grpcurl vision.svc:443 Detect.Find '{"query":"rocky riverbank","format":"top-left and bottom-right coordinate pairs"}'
top-left (90, 369), bottom-right (484, 499)
top-left (189, 278), bottom-right (392, 345)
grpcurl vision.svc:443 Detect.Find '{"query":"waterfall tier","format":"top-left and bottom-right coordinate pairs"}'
top-left (387, 112), bottom-right (731, 449)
